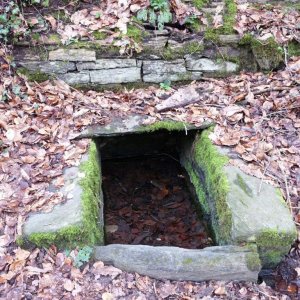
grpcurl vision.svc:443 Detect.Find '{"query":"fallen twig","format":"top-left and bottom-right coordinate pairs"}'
top-left (234, 86), bottom-right (293, 102)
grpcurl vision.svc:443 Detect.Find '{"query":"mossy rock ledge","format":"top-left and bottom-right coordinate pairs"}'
top-left (180, 130), bottom-right (297, 268)
top-left (18, 142), bottom-right (104, 249)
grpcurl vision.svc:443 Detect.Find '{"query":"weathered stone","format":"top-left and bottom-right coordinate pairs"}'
top-left (77, 59), bottom-right (137, 71)
top-left (22, 144), bottom-right (104, 248)
top-left (143, 59), bottom-right (202, 82)
top-left (90, 67), bottom-right (141, 84)
top-left (77, 114), bottom-right (208, 138)
top-left (181, 131), bottom-right (297, 268)
top-left (185, 57), bottom-right (238, 73)
top-left (94, 244), bottom-right (261, 282)
top-left (49, 49), bottom-right (96, 62)
top-left (17, 61), bottom-right (76, 74)
top-left (13, 48), bottom-right (48, 61)
top-left (219, 35), bottom-right (240, 44)
top-left (58, 72), bottom-right (90, 84)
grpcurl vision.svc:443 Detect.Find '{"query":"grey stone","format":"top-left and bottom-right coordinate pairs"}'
top-left (186, 57), bottom-right (238, 73)
top-left (224, 165), bottom-right (296, 243)
top-left (17, 61), bottom-right (76, 74)
top-left (77, 114), bottom-right (208, 138)
top-left (58, 72), bottom-right (90, 84)
top-left (94, 244), bottom-right (260, 282)
top-left (13, 48), bottom-right (47, 61)
top-left (90, 67), bottom-right (141, 84)
top-left (143, 60), bottom-right (202, 82)
top-left (23, 155), bottom-right (88, 236)
top-left (219, 35), bottom-right (240, 44)
top-left (77, 59), bottom-right (137, 71)
top-left (49, 49), bottom-right (96, 62)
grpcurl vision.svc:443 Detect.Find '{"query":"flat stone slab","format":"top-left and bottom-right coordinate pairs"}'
top-left (143, 59), bottom-right (202, 83)
top-left (90, 67), bottom-right (141, 84)
top-left (224, 164), bottom-right (296, 242)
top-left (94, 244), bottom-right (261, 282)
top-left (18, 61), bottom-right (76, 74)
top-left (49, 49), bottom-right (96, 62)
top-left (77, 114), bottom-right (211, 138)
top-left (23, 156), bottom-right (87, 236)
top-left (21, 144), bottom-right (104, 247)
top-left (58, 72), bottom-right (90, 85)
top-left (186, 57), bottom-right (238, 73)
top-left (77, 59), bottom-right (137, 71)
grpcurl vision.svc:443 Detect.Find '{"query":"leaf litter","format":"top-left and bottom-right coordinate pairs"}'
top-left (1, 3), bottom-right (300, 295)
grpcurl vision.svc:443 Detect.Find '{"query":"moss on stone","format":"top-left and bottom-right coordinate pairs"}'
top-left (185, 16), bottom-right (202, 33)
top-left (184, 160), bottom-right (210, 214)
top-left (17, 67), bottom-right (52, 82)
top-left (235, 174), bottom-right (253, 197)
top-left (288, 41), bottom-right (300, 57)
top-left (256, 229), bottom-right (296, 268)
top-left (92, 31), bottom-right (108, 40)
top-left (246, 245), bottom-right (261, 272)
top-left (222, 0), bottom-right (237, 34)
top-left (193, 0), bottom-right (208, 10)
top-left (162, 41), bottom-right (204, 60)
top-left (192, 129), bottom-right (232, 244)
top-left (141, 120), bottom-right (190, 132)
top-left (48, 34), bottom-right (61, 44)
top-left (22, 142), bottom-right (103, 249)
top-left (182, 258), bottom-right (193, 264)
top-left (239, 34), bottom-right (283, 70)
top-left (126, 24), bottom-right (144, 43)
top-left (204, 29), bottom-right (220, 43)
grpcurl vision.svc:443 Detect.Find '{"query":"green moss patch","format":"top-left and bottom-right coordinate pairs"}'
top-left (239, 34), bottom-right (283, 70)
top-left (140, 120), bottom-right (190, 132)
top-left (256, 229), bottom-right (296, 268)
top-left (17, 67), bottom-right (52, 82)
top-left (192, 130), bottom-right (232, 244)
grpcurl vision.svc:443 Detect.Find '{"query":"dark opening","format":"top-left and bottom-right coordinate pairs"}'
top-left (97, 130), bottom-right (214, 249)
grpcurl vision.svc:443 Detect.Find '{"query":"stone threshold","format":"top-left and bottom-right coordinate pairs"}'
top-left (18, 116), bottom-right (297, 282)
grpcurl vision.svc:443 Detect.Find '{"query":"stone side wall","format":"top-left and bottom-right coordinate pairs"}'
top-left (15, 47), bottom-right (239, 85)
top-left (14, 33), bottom-right (264, 86)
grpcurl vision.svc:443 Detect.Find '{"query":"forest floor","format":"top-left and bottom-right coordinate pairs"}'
top-left (0, 0), bottom-right (300, 299)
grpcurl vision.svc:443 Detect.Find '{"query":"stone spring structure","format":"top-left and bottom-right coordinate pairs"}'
top-left (18, 115), bottom-right (297, 282)
top-left (15, 0), bottom-right (299, 281)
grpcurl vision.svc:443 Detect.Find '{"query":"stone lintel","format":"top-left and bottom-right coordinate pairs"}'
top-left (77, 114), bottom-right (210, 139)
top-left (94, 244), bottom-right (261, 282)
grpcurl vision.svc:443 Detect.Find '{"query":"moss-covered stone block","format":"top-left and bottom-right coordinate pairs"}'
top-left (19, 142), bottom-right (104, 249)
top-left (181, 129), bottom-right (297, 268)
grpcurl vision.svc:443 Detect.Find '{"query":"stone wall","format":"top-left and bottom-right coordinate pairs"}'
top-left (14, 33), bottom-right (265, 86)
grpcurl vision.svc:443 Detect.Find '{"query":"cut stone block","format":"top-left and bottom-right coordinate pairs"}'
top-left (94, 244), bottom-right (261, 282)
top-left (77, 59), bottom-right (137, 71)
top-left (90, 67), bottom-right (141, 84)
top-left (180, 130), bottom-right (297, 268)
top-left (58, 72), bottom-right (90, 85)
top-left (20, 143), bottom-right (104, 248)
top-left (49, 49), bottom-right (96, 62)
top-left (143, 60), bottom-right (202, 82)
top-left (17, 61), bottom-right (76, 74)
top-left (186, 57), bottom-right (238, 73)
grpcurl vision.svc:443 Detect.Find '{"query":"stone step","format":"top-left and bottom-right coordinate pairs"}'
top-left (93, 244), bottom-right (261, 282)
